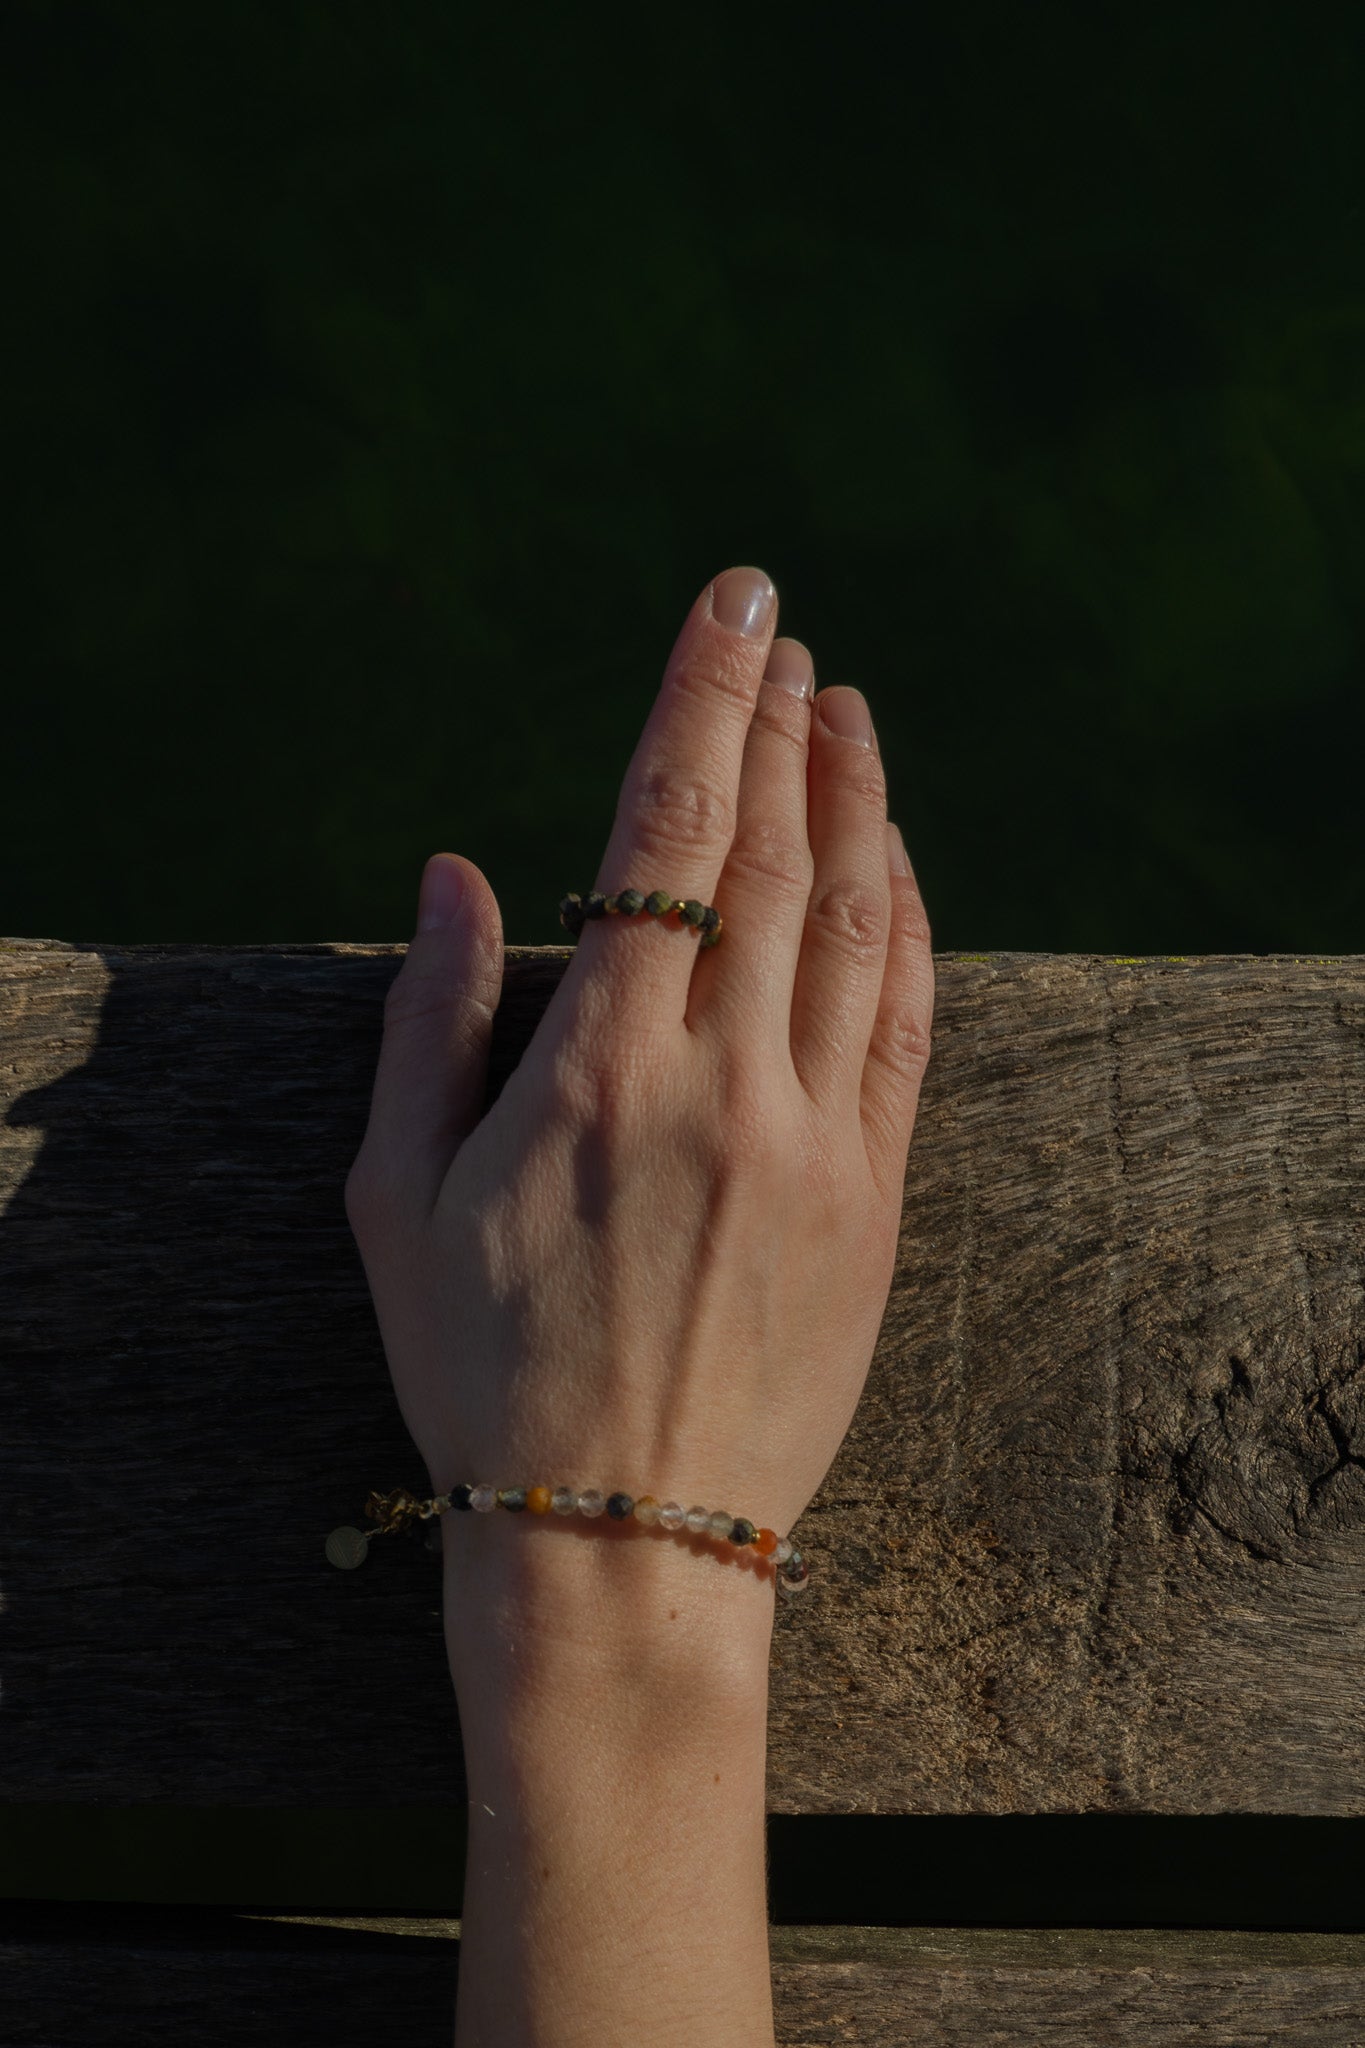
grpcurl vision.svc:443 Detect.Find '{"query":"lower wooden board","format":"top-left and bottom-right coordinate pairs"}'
top-left (2, 1907), bottom-right (1363, 2045)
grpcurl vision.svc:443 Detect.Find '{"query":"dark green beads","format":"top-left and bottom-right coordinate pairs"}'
top-left (605, 1492), bottom-right (634, 1519)
top-left (497, 1486), bottom-right (528, 1511)
top-left (558, 893), bottom-right (586, 935)
top-left (560, 887), bottom-right (722, 948)
top-left (729, 1518), bottom-right (757, 1547)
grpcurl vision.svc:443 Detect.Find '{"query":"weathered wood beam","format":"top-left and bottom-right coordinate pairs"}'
top-left (2, 940), bottom-right (1362, 1811)
top-left (2, 1907), bottom-right (1363, 2044)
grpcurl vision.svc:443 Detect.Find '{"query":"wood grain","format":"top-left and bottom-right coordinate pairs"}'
top-left (1, 1908), bottom-right (1362, 2046)
top-left (2, 938), bottom-right (1363, 1812)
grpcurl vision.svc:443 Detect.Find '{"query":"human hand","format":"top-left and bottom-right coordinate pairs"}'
top-left (343, 564), bottom-right (934, 1628)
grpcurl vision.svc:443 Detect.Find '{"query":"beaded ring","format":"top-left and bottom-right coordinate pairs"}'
top-left (559, 887), bottom-right (723, 948)
top-left (325, 1481), bottom-right (811, 1598)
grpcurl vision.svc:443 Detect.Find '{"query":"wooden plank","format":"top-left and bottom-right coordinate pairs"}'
top-left (2, 938), bottom-right (1363, 1812)
top-left (1, 1907), bottom-right (1362, 2045)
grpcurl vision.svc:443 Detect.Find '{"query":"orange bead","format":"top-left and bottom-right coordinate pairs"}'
top-left (526, 1485), bottom-right (554, 1514)
top-left (753, 1527), bottom-right (778, 1556)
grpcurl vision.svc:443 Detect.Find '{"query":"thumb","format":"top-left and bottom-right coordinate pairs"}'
top-left (347, 852), bottom-right (505, 1223)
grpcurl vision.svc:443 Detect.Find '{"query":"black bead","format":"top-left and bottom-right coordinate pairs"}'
top-left (448, 1484), bottom-right (474, 1510)
top-left (583, 892), bottom-right (609, 919)
top-left (699, 905), bottom-right (720, 933)
top-left (498, 1486), bottom-right (528, 1511)
top-left (605, 1492), bottom-right (634, 1519)
top-left (729, 1518), bottom-right (757, 1546)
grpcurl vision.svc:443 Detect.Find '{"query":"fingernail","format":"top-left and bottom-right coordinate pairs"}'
top-left (417, 854), bottom-right (465, 930)
top-left (765, 640), bottom-right (814, 700)
top-left (888, 821), bottom-right (912, 877)
top-left (711, 565), bottom-right (776, 638)
top-left (818, 686), bottom-right (874, 746)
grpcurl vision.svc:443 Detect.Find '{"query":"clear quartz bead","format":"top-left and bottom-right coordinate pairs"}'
top-left (577, 1488), bottom-right (606, 1517)
top-left (708, 1510), bottom-right (734, 1540)
top-left (551, 1485), bottom-right (579, 1515)
top-left (658, 1501), bottom-right (686, 1530)
top-left (633, 1496), bottom-right (661, 1526)
top-left (774, 1536), bottom-right (794, 1563)
top-left (470, 1485), bottom-right (498, 1513)
top-left (685, 1505), bottom-right (711, 1534)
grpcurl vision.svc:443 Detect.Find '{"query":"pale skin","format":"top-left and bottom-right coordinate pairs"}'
top-left (343, 563), bottom-right (935, 2047)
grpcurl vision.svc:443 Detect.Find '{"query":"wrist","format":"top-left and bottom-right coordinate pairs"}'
top-left (441, 1500), bottom-right (776, 1721)
top-left (446, 1523), bottom-right (777, 2048)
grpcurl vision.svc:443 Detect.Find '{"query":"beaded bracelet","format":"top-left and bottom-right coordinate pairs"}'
top-left (559, 887), bottom-right (723, 947)
top-left (325, 1482), bottom-right (811, 1597)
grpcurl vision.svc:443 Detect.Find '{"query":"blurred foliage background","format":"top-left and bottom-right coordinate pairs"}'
top-left (7, 0), bottom-right (1364, 957)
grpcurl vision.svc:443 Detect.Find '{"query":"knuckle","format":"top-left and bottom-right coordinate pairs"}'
top-left (751, 684), bottom-right (813, 743)
top-left (723, 813), bottom-right (814, 898)
top-left (708, 1055), bottom-right (787, 1177)
top-left (544, 1024), bottom-right (667, 1135)
top-left (875, 935), bottom-right (934, 1076)
top-left (543, 1036), bottom-right (614, 1124)
top-left (631, 761), bottom-right (736, 855)
top-left (673, 649), bottom-right (760, 717)
top-left (876, 1001), bottom-right (934, 1075)
top-left (831, 747), bottom-right (887, 807)
top-left (894, 887), bottom-right (933, 949)
top-left (807, 876), bottom-right (890, 954)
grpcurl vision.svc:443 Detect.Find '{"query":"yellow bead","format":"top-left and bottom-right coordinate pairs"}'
top-left (527, 1485), bottom-right (554, 1514)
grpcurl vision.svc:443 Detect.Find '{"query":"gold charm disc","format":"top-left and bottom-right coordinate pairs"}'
top-left (325, 1525), bottom-right (371, 1570)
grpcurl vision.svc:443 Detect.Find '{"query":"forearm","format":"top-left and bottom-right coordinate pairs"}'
top-left (442, 1513), bottom-right (778, 2048)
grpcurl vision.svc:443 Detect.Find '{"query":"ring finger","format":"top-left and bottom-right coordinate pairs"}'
top-left (683, 637), bottom-right (816, 1061)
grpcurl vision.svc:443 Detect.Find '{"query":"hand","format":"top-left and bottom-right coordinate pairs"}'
top-left (343, 564), bottom-right (934, 1615)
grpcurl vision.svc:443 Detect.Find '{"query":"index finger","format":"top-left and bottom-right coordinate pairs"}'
top-left (550, 565), bottom-right (780, 1043)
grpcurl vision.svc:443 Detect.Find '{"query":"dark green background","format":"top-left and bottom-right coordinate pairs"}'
top-left (9, 0), bottom-right (1364, 954)
top-left (6, 0), bottom-right (1364, 1927)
